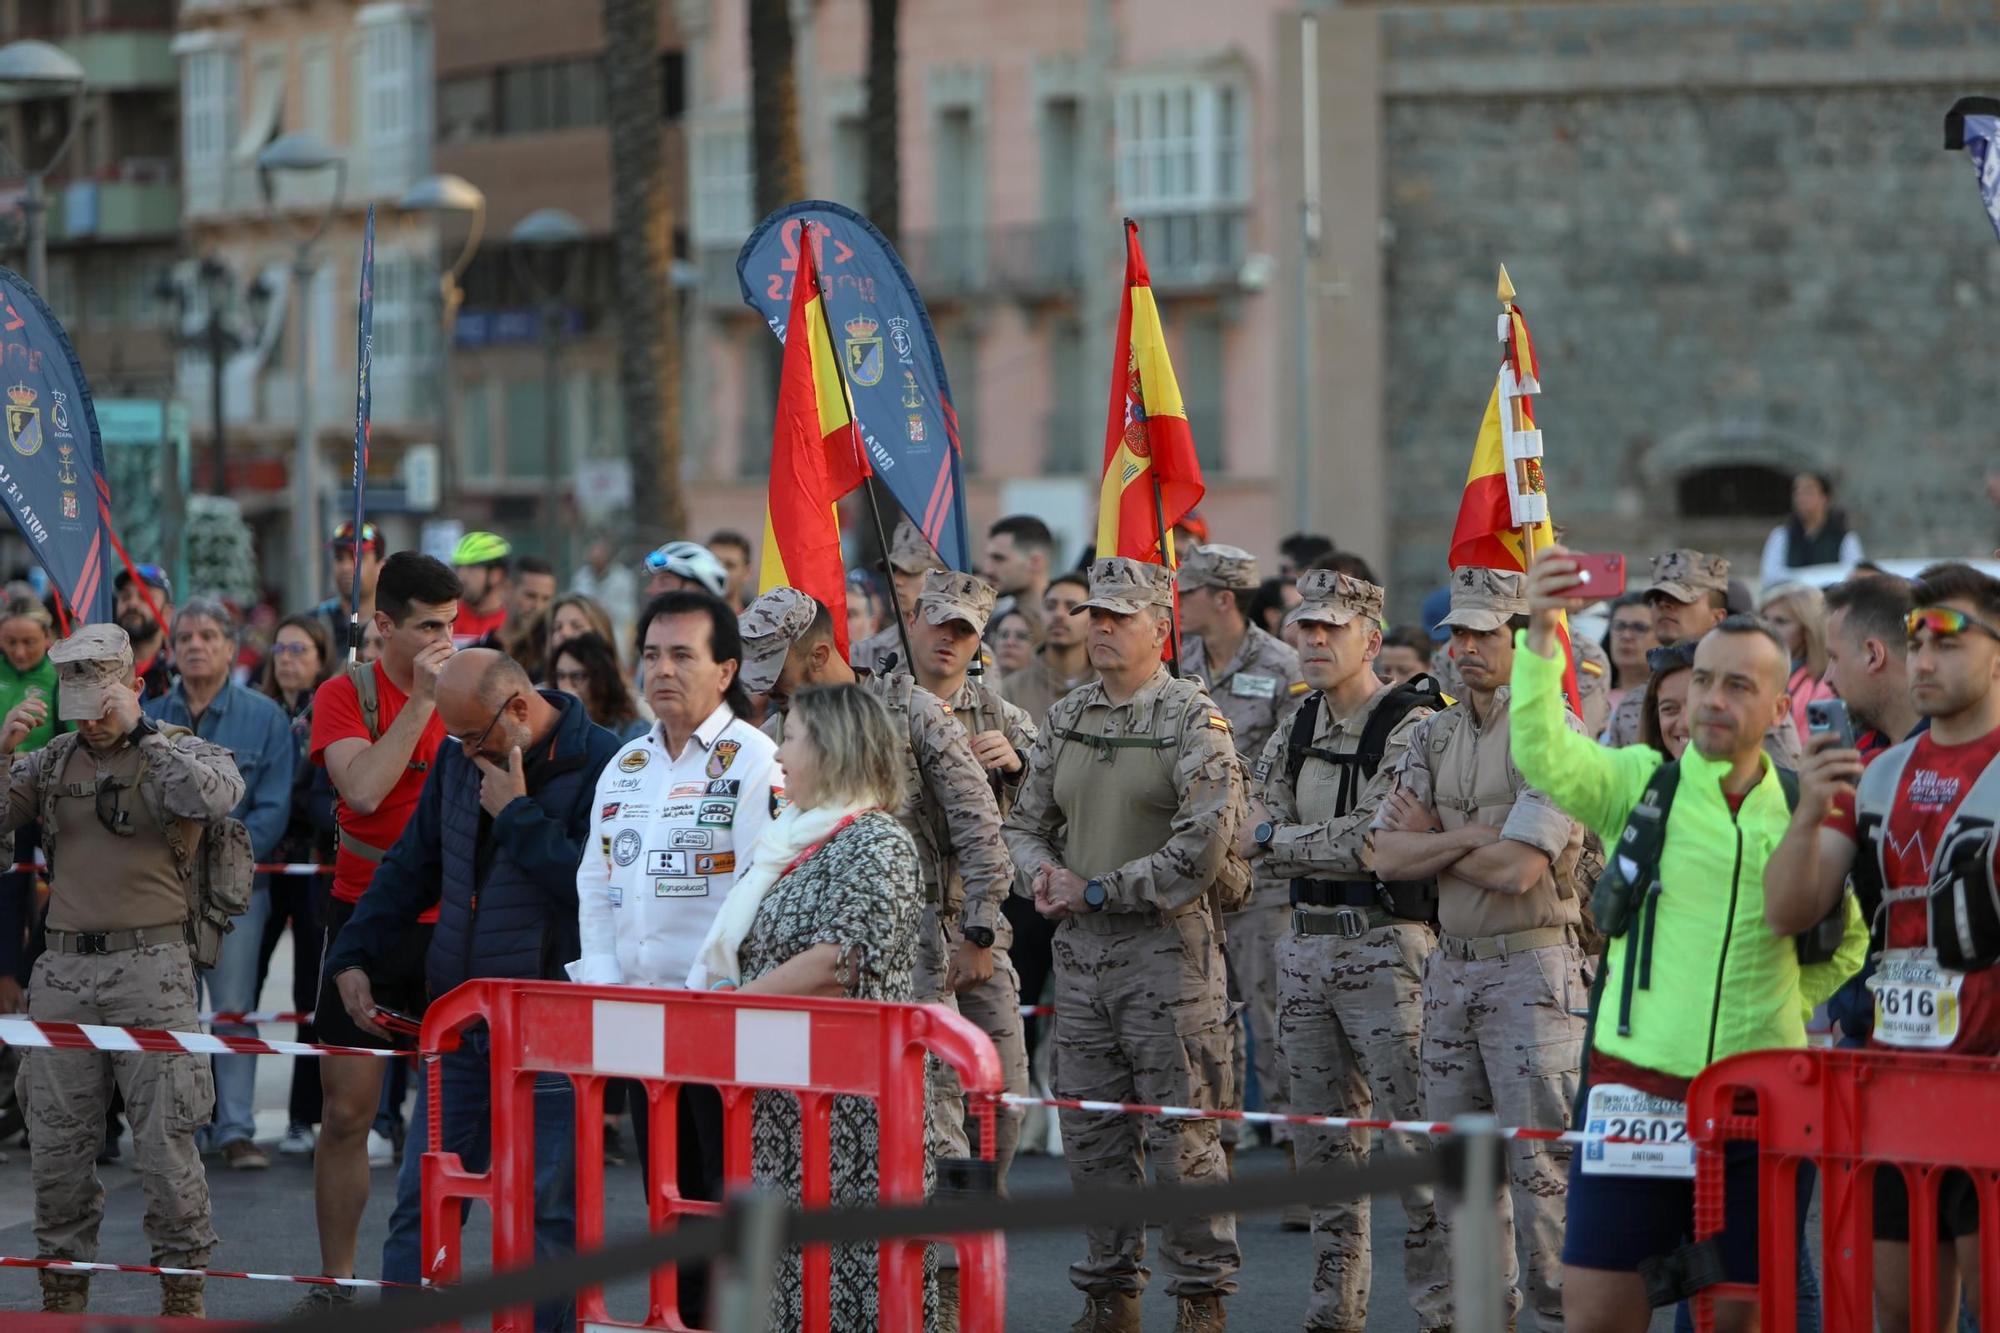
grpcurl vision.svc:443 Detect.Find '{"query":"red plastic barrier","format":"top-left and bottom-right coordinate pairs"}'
top-left (419, 979), bottom-right (1006, 1333)
top-left (1686, 1047), bottom-right (2000, 1333)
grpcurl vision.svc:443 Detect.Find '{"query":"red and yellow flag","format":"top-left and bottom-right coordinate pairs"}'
top-left (1446, 272), bottom-right (1582, 716)
top-left (1097, 220), bottom-right (1205, 564)
top-left (760, 235), bottom-right (869, 658)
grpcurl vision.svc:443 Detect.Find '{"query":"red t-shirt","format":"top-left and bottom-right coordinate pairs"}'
top-left (452, 605), bottom-right (507, 648)
top-left (310, 663), bottom-right (445, 913)
top-left (1829, 726), bottom-right (2000, 1054)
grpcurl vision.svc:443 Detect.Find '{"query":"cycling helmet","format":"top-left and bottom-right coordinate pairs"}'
top-left (645, 540), bottom-right (729, 599)
top-left (452, 530), bottom-right (513, 567)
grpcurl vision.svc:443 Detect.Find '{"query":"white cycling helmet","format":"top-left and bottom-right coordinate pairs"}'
top-left (644, 540), bottom-right (730, 599)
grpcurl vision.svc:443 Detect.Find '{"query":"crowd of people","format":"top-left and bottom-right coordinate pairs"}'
top-left (0, 472), bottom-right (1997, 1333)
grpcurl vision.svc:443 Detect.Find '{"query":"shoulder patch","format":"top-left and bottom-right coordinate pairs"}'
top-left (1579, 658), bottom-right (1605, 677)
top-left (1207, 714), bottom-right (1232, 731)
top-left (618, 748), bottom-right (649, 773)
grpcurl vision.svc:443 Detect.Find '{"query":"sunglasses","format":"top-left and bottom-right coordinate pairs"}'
top-left (1645, 643), bottom-right (1698, 673)
top-left (1906, 607), bottom-right (2000, 644)
top-left (451, 693), bottom-right (519, 753)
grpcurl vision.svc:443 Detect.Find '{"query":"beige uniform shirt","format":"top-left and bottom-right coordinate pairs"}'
top-left (1378, 690), bottom-right (1583, 939)
top-left (1003, 667), bottom-right (1246, 915)
top-left (941, 676), bottom-right (1038, 823)
top-left (1253, 680), bottom-right (1432, 882)
top-left (1184, 625), bottom-right (1308, 773)
top-left (850, 622), bottom-right (907, 677)
top-left (4, 728), bottom-right (246, 933)
top-left (999, 654), bottom-right (1095, 733)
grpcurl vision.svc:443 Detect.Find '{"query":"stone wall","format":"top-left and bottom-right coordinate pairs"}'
top-left (1372, 2), bottom-right (2000, 617)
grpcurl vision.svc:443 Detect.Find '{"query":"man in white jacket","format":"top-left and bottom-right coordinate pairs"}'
top-left (573, 588), bottom-right (781, 1322)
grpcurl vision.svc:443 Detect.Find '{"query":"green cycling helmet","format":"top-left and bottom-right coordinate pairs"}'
top-left (452, 530), bottom-right (513, 566)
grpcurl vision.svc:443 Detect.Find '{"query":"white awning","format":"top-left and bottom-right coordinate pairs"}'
top-left (232, 68), bottom-right (285, 163)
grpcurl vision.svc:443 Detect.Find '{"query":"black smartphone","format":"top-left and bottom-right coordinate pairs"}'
top-left (1806, 698), bottom-right (1855, 749)
top-left (370, 1005), bottom-right (423, 1038)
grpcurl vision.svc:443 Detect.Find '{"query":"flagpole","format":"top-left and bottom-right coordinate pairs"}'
top-left (1497, 264), bottom-right (1537, 565)
top-left (1150, 473), bottom-right (1182, 678)
top-left (806, 250), bottom-right (915, 673)
top-left (349, 206), bottom-right (375, 666)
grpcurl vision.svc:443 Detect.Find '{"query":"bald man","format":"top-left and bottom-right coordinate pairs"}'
top-left (323, 647), bottom-right (622, 1322)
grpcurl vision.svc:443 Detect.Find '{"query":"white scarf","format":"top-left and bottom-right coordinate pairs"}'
top-left (686, 799), bottom-right (870, 990)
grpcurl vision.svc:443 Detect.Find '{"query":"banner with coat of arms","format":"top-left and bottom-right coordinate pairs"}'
top-left (0, 267), bottom-right (114, 624)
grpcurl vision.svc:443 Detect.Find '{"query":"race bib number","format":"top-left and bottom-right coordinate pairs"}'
top-left (1867, 949), bottom-right (1963, 1050)
top-left (1580, 1083), bottom-right (1694, 1179)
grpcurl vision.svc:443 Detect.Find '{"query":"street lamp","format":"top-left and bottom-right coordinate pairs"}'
top-left (257, 131), bottom-right (345, 615)
top-left (155, 256), bottom-right (253, 495)
top-left (511, 207), bottom-right (584, 564)
top-left (0, 39), bottom-right (85, 296)
top-left (397, 173), bottom-right (486, 513)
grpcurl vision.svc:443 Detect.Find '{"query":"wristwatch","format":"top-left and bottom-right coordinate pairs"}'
top-left (1081, 878), bottom-right (1107, 912)
top-left (125, 715), bottom-right (159, 744)
top-left (961, 925), bottom-right (996, 949)
top-left (1253, 821), bottom-right (1275, 848)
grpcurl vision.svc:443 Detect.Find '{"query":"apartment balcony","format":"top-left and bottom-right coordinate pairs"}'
top-left (1124, 206), bottom-right (1249, 293)
top-left (51, 175), bottom-right (179, 243)
top-left (68, 29), bottom-right (175, 90)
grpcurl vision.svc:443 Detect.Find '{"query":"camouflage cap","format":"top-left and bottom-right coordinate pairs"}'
top-left (1176, 543), bottom-right (1259, 592)
top-left (1646, 548), bottom-right (1730, 605)
top-left (1435, 565), bottom-right (1530, 634)
top-left (49, 623), bottom-right (135, 721)
top-left (736, 588), bottom-right (819, 695)
top-left (1077, 558), bottom-right (1174, 615)
top-left (1286, 570), bottom-right (1384, 628)
top-left (876, 518), bottom-right (941, 576)
top-left (916, 569), bottom-right (997, 634)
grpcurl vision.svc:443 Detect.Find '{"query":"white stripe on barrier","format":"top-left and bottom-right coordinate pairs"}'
top-left (737, 1007), bottom-right (812, 1088)
top-left (593, 998), bottom-right (664, 1080)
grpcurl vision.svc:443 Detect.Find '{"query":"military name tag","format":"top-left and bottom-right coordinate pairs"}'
top-left (1580, 1083), bottom-right (1694, 1179)
top-left (1868, 948), bottom-right (1963, 1049)
top-left (1230, 674), bottom-right (1278, 700)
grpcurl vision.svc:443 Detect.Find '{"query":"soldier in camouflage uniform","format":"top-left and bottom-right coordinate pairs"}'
top-left (1243, 571), bottom-right (1449, 1333)
top-left (851, 518), bottom-right (940, 676)
top-left (1002, 558), bottom-right (1247, 1333)
top-left (1177, 545), bottom-right (1307, 1169)
top-left (1000, 571), bottom-right (1096, 727)
top-left (903, 569), bottom-right (1036, 1191)
top-left (1370, 568), bottom-right (1589, 1333)
top-left (5, 625), bottom-right (246, 1316)
top-left (1603, 549), bottom-right (1802, 765)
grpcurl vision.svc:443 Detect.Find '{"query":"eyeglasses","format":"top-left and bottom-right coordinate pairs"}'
top-left (1906, 607), bottom-right (2000, 644)
top-left (1611, 619), bottom-right (1653, 635)
top-left (451, 693), bottom-right (519, 753)
top-left (1645, 644), bottom-right (1698, 673)
top-left (271, 641), bottom-right (317, 657)
top-left (553, 668), bottom-right (590, 690)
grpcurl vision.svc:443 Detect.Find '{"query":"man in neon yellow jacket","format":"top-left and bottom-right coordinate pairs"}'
top-left (1511, 546), bottom-right (1863, 1333)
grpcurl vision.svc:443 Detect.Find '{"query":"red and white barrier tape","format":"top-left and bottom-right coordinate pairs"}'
top-left (4, 860), bottom-right (332, 876)
top-left (992, 1091), bottom-right (1593, 1144)
top-left (0, 1255), bottom-right (416, 1289)
top-left (200, 1010), bottom-right (314, 1025)
top-left (0, 1018), bottom-right (394, 1060)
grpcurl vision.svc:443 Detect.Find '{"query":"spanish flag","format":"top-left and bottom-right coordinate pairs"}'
top-left (760, 232), bottom-right (868, 658)
top-left (1446, 270), bottom-right (1582, 716)
top-left (1097, 219), bottom-right (1205, 564)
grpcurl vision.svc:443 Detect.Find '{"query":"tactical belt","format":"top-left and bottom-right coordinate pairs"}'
top-left (1291, 879), bottom-right (1383, 910)
top-left (1438, 925), bottom-right (1569, 963)
top-left (1065, 896), bottom-right (1206, 935)
top-left (1292, 905), bottom-right (1403, 939)
top-left (46, 923), bottom-right (186, 955)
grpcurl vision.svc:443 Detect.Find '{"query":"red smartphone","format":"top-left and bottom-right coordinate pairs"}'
top-left (370, 1005), bottom-right (423, 1038)
top-left (1557, 553), bottom-right (1625, 600)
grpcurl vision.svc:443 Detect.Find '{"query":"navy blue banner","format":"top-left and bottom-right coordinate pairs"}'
top-left (736, 202), bottom-right (971, 573)
top-left (1959, 112), bottom-right (2000, 243)
top-left (0, 268), bottom-right (113, 624)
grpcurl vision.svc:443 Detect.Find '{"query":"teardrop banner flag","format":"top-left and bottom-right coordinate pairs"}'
top-left (0, 268), bottom-right (114, 624)
top-left (736, 201), bottom-right (971, 574)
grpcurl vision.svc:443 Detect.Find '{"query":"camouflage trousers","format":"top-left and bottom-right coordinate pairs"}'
top-left (1421, 941), bottom-right (1587, 1333)
top-left (1051, 906), bottom-right (1239, 1298)
top-left (17, 942), bottom-right (217, 1266)
top-left (952, 935), bottom-right (1029, 1192)
top-left (1277, 922), bottom-right (1449, 1333)
top-left (914, 906), bottom-right (972, 1162)
top-left (1220, 899), bottom-right (1289, 1147)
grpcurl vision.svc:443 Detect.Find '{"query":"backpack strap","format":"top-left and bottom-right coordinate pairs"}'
top-left (347, 661), bottom-right (381, 742)
top-left (1356, 673), bottom-right (1445, 781)
top-left (1602, 759), bottom-right (1682, 1039)
top-left (1852, 739), bottom-right (1919, 920)
top-left (1282, 693), bottom-right (1324, 788)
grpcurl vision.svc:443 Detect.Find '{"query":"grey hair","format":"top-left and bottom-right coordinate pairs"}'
top-left (786, 683), bottom-right (906, 811)
top-left (172, 597), bottom-right (239, 644)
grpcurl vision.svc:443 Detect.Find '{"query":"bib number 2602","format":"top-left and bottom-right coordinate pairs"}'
top-left (1580, 1083), bottom-right (1696, 1179)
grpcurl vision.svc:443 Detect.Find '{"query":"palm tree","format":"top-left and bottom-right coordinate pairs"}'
top-left (748, 0), bottom-right (803, 218)
top-left (600, 0), bottom-right (682, 535)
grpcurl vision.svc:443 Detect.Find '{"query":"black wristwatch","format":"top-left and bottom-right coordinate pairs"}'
top-left (1081, 878), bottom-right (1107, 912)
top-left (1253, 821), bottom-right (1275, 848)
top-left (126, 716), bottom-right (159, 744)
top-left (962, 925), bottom-right (995, 949)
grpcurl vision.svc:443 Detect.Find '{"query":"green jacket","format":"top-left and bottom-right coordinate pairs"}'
top-left (1509, 635), bottom-right (1862, 1081)
top-left (0, 652), bottom-right (62, 754)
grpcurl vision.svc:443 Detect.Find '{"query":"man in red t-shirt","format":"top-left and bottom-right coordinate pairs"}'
top-left (1766, 561), bottom-right (2000, 1333)
top-left (300, 551), bottom-right (458, 1299)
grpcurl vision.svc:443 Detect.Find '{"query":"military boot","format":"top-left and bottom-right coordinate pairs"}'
top-left (39, 1269), bottom-right (89, 1313)
top-left (160, 1273), bottom-right (205, 1317)
top-left (1069, 1290), bottom-right (1142, 1333)
top-left (1175, 1293), bottom-right (1227, 1331)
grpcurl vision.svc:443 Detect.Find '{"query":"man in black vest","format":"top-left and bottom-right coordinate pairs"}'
top-left (324, 648), bottom-right (619, 1330)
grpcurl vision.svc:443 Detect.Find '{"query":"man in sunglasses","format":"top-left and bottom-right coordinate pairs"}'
top-left (1767, 561), bottom-right (2000, 1333)
top-left (6, 623), bottom-right (246, 1316)
top-left (326, 646), bottom-right (620, 1329)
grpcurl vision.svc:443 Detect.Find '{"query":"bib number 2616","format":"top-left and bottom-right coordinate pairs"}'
top-left (1868, 950), bottom-right (1962, 1050)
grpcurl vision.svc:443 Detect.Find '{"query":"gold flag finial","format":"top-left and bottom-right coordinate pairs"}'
top-left (1496, 263), bottom-right (1516, 306)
